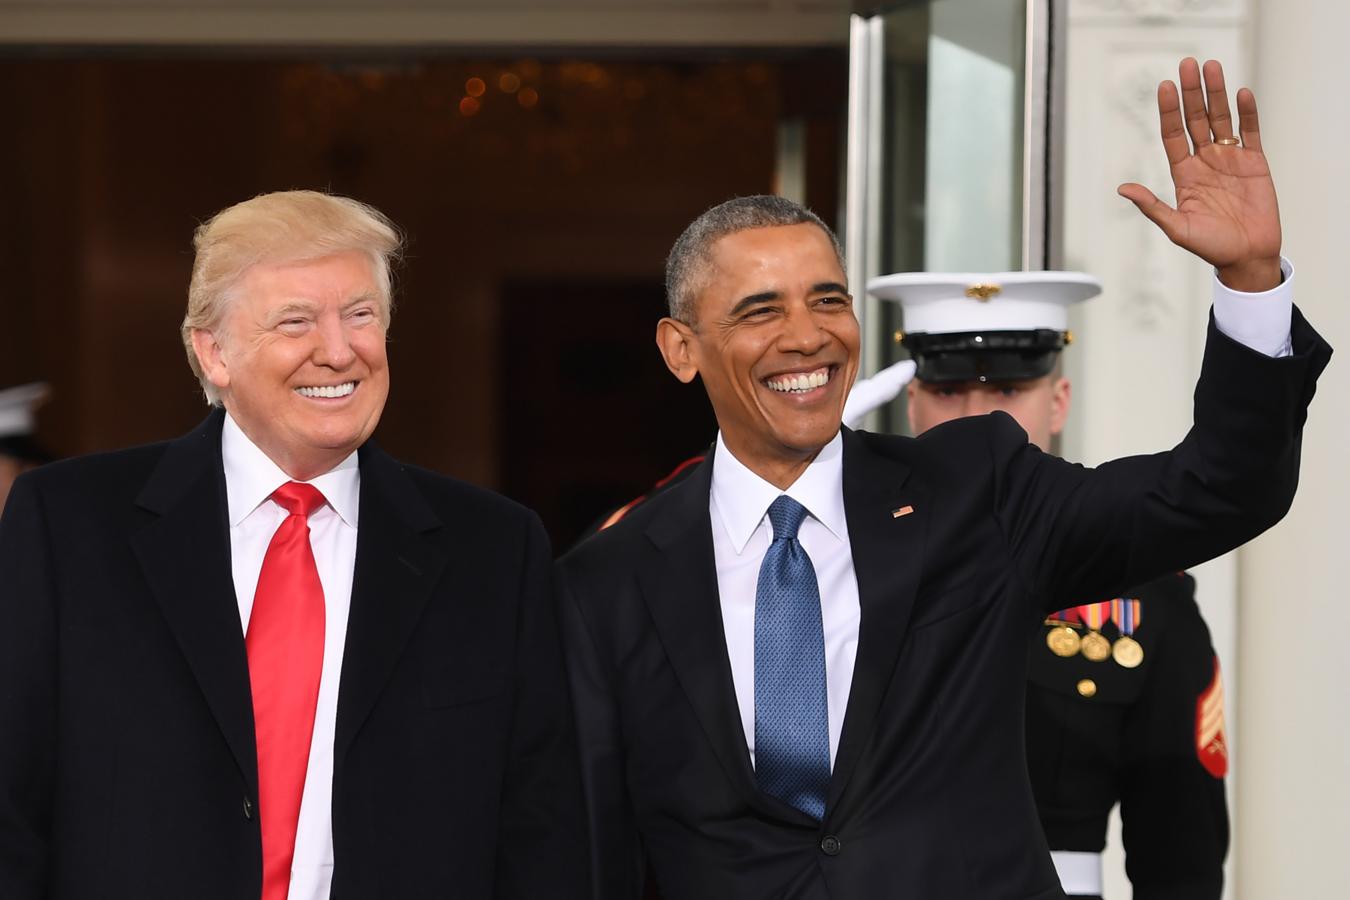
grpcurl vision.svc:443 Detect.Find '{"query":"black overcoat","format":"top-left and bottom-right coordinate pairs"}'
top-left (0, 409), bottom-right (589, 899)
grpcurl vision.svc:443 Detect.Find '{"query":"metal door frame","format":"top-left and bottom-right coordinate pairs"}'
top-left (845, 0), bottom-right (1066, 384)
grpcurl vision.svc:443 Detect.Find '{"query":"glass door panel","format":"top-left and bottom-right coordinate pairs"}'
top-left (846, 0), bottom-right (1047, 432)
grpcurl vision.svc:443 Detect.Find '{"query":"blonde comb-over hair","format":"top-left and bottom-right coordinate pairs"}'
top-left (181, 190), bottom-right (403, 405)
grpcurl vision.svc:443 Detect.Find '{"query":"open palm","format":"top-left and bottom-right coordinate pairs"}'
top-left (1119, 58), bottom-right (1282, 292)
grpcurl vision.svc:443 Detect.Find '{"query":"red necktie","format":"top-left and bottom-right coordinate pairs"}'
top-left (247, 482), bottom-right (327, 900)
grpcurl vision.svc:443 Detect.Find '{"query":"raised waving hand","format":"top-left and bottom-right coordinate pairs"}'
top-left (1119, 57), bottom-right (1282, 293)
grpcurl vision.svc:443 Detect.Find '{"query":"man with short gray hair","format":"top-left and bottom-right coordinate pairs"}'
top-left (0, 190), bottom-right (588, 899)
top-left (558, 59), bottom-right (1330, 899)
top-left (664, 194), bottom-right (842, 324)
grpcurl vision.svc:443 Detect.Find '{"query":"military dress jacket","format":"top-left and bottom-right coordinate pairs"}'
top-left (1028, 572), bottom-right (1228, 900)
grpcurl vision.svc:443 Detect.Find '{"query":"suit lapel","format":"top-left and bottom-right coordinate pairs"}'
top-left (333, 443), bottom-right (446, 762)
top-left (641, 454), bottom-right (817, 826)
top-left (828, 428), bottom-right (928, 810)
top-left (130, 410), bottom-right (259, 791)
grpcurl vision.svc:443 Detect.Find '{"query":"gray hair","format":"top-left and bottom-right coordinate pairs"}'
top-left (664, 195), bottom-right (844, 324)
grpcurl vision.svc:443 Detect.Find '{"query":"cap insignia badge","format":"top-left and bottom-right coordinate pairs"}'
top-left (964, 283), bottom-right (1002, 302)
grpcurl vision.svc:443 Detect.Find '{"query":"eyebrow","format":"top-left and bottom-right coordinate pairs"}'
top-left (341, 292), bottom-right (381, 311)
top-left (269, 301), bottom-right (318, 320)
top-left (727, 282), bottom-right (850, 317)
top-left (729, 291), bottom-right (780, 316)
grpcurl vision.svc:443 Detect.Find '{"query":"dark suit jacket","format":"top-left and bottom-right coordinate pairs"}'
top-left (558, 314), bottom-right (1329, 900)
top-left (0, 410), bottom-right (588, 899)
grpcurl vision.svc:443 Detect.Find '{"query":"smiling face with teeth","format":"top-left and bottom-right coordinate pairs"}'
top-left (657, 222), bottom-right (859, 489)
top-left (190, 249), bottom-right (390, 480)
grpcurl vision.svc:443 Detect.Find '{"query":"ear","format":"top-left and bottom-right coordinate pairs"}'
top-left (190, 328), bottom-right (232, 393)
top-left (904, 380), bottom-right (920, 435)
top-left (656, 317), bottom-right (700, 384)
top-left (1048, 376), bottom-right (1071, 437)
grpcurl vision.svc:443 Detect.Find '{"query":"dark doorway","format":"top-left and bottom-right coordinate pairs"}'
top-left (499, 278), bottom-right (718, 550)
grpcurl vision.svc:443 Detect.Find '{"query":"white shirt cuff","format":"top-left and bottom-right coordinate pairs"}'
top-left (1211, 257), bottom-right (1294, 358)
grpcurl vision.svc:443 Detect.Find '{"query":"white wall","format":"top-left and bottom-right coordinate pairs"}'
top-left (1237, 1), bottom-right (1350, 894)
top-left (1064, 0), bottom-right (1349, 896)
top-left (1061, 2), bottom-right (1250, 894)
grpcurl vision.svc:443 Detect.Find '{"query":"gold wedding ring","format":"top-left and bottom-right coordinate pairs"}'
top-left (1215, 137), bottom-right (1241, 146)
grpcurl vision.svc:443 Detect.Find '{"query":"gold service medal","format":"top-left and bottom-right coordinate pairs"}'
top-left (1110, 598), bottom-right (1144, 668)
top-left (1080, 631), bottom-right (1111, 662)
top-left (1046, 625), bottom-right (1082, 657)
top-left (1112, 635), bottom-right (1144, 668)
top-left (1077, 600), bottom-right (1113, 662)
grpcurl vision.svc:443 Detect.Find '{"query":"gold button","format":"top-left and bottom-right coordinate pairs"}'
top-left (893, 330), bottom-right (905, 343)
top-left (1077, 678), bottom-right (1097, 698)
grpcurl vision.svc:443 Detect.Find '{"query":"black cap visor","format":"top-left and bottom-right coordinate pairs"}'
top-left (0, 435), bottom-right (54, 465)
top-left (902, 329), bottom-right (1066, 384)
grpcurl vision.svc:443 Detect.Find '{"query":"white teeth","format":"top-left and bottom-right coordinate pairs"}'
top-left (767, 369), bottom-right (830, 394)
top-left (296, 382), bottom-right (356, 399)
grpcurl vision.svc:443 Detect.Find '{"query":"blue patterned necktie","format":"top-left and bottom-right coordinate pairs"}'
top-left (754, 495), bottom-right (830, 820)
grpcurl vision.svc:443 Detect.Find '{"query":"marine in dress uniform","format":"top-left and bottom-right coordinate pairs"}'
top-left (870, 271), bottom-right (1228, 900)
top-left (0, 383), bottom-right (54, 514)
top-left (1027, 573), bottom-right (1226, 900)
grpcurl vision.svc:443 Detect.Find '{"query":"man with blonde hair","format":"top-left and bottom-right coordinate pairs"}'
top-left (0, 190), bottom-right (588, 899)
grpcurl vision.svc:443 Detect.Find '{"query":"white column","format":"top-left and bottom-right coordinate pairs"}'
top-left (1237, 1), bottom-right (1350, 895)
top-left (1062, 2), bottom-right (1251, 897)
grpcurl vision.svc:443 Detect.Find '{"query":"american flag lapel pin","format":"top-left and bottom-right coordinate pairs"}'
top-left (891, 505), bottom-right (914, 519)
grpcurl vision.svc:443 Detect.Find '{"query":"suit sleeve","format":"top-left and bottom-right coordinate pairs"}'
top-left (556, 565), bottom-right (645, 900)
top-left (1119, 581), bottom-right (1228, 900)
top-left (493, 512), bottom-right (591, 899)
top-left (0, 474), bottom-right (56, 897)
top-left (995, 309), bottom-right (1331, 612)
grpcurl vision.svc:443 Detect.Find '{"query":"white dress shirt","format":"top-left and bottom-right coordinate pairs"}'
top-left (710, 430), bottom-right (858, 770)
top-left (708, 263), bottom-right (1295, 772)
top-left (222, 414), bottom-right (358, 900)
top-left (1211, 258), bottom-right (1295, 358)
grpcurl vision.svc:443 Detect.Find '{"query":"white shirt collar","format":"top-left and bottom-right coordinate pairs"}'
top-left (221, 412), bottom-right (360, 528)
top-left (710, 429), bottom-right (847, 555)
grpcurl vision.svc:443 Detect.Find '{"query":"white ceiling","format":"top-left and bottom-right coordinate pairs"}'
top-left (0, 0), bottom-right (854, 47)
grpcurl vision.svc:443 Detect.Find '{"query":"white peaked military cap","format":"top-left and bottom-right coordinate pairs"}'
top-left (866, 271), bottom-right (1102, 383)
top-left (0, 382), bottom-right (54, 463)
top-left (0, 382), bottom-right (48, 439)
top-left (868, 270), bottom-right (1102, 334)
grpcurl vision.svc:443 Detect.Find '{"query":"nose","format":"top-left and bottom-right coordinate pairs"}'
top-left (777, 303), bottom-right (829, 355)
top-left (312, 312), bottom-right (357, 369)
top-left (966, 391), bottom-right (1000, 416)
